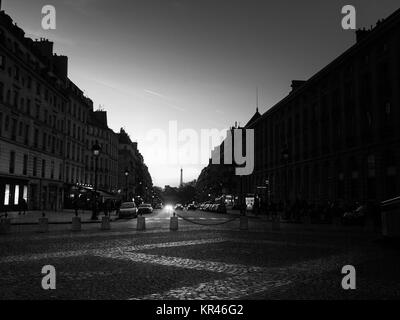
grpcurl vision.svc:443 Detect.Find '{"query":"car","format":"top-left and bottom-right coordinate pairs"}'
top-left (154, 203), bottom-right (163, 209)
top-left (215, 204), bottom-right (227, 214)
top-left (342, 204), bottom-right (367, 225)
top-left (174, 204), bottom-right (184, 211)
top-left (137, 203), bottom-right (153, 215)
top-left (187, 204), bottom-right (196, 211)
top-left (118, 202), bottom-right (137, 218)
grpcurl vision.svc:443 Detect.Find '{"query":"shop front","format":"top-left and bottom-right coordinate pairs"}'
top-left (0, 176), bottom-right (29, 213)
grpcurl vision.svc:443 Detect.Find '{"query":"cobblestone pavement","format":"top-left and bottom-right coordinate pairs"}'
top-left (0, 217), bottom-right (399, 300)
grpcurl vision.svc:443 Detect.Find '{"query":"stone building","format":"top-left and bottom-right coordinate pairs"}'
top-left (242, 10), bottom-right (400, 206)
top-left (85, 110), bottom-right (119, 193)
top-left (117, 128), bottom-right (152, 203)
top-left (0, 7), bottom-right (151, 212)
top-left (0, 10), bottom-right (68, 211)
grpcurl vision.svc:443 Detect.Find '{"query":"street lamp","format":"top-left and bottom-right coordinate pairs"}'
top-left (281, 146), bottom-right (290, 210)
top-left (124, 169), bottom-right (129, 201)
top-left (91, 141), bottom-right (101, 220)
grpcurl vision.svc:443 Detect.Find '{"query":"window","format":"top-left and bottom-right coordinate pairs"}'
top-left (13, 90), bottom-right (19, 108)
top-left (0, 55), bottom-right (5, 70)
top-left (14, 185), bottom-right (19, 205)
top-left (14, 66), bottom-right (20, 81)
top-left (23, 154), bottom-right (28, 175)
top-left (59, 163), bottom-right (63, 180)
top-left (0, 82), bottom-right (3, 102)
top-left (26, 99), bottom-right (31, 115)
top-left (11, 119), bottom-right (17, 141)
top-left (9, 151), bottom-right (15, 174)
top-left (42, 132), bottom-right (47, 151)
top-left (34, 129), bottom-right (39, 148)
top-left (33, 157), bottom-right (38, 177)
top-left (41, 160), bottom-right (46, 178)
top-left (51, 161), bottom-right (54, 179)
top-left (4, 184), bottom-right (10, 206)
top-left (23, 186), bottom-right (28, 202)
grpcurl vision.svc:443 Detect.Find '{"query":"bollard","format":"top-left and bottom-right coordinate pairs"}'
top-left (272, 215), bottom-right (281, 231)
top-left (0, 218), bottom-right (11, 235)
top-left (72, 216), bottom-right (81, 232)
top-left (137, 216), bottom-right (146, 231)
top-left (101, 216), bottom-right (111, 231)
top-left (170, 216), bottom-right (179, 231)
top-left (240, 216), bottom-right (248, 230)
top-left (38, 217), bottom-right (49, 233)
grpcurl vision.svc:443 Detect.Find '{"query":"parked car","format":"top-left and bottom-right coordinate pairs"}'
top-left (154, 203), bottom-right (163, 209)
top-left (118, 202), bottom-right (137, 218)
top-left (175, 204), bottom-right (184, 211)
top-left (215, 204), bottom-right (227, 214)
top-left (342, 204), bottom-right (366, 225)
top-left (187, 204), bottom-right (197, 211)
top-left (137, 203), bottom-right (153, 215)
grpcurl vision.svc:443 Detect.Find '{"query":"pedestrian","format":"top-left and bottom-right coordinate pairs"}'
top-left (73, 197), bottom-right (79, 217)
top-left (19, 198), bottom-right (28, 215)
top-left (105, 199), bottom-right (112, 217)
top-left (254, 196), bottom-right (260, 216)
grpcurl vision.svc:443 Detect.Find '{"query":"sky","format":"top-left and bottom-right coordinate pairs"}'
top-left (3, 0), bottom-right (399, 187)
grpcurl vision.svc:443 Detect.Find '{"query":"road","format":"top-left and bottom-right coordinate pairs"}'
top-left (1, 209), bottom-right (400, 300)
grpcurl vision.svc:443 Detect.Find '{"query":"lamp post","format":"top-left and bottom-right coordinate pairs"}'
top-left (91, 141), bottom-right (101, 220)
top-left (124, 169), bottom-right (129, 202)
top-left (281, 146), bottom-right (289, 212)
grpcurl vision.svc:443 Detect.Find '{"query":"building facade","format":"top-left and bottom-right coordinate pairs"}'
top-left (0, 11), bottom-right (68, 212)
top-left (117, 128), bottom-right (153, 203)
top-left (0, 7), bottom-right (151, 212)
top-left (243, 11), bottom-right (400, 206)
top-left (85, 110), bottom-right (119, 194)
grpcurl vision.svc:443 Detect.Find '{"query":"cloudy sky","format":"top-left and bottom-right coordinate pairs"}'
top-left (3, 0), bottom-right (399, 187)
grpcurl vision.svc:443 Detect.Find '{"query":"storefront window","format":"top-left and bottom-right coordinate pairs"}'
top-left (4, 184), bottom-right (10, 206)
top-left (14, 185), bottom-right (19, 205)
top-left (23, 186), bottom-right (28, 202)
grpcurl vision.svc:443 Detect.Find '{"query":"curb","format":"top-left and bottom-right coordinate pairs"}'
top-left (10, 219), bottom-right (119, 226)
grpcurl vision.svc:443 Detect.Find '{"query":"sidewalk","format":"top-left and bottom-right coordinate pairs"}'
top-left (1, 210), bottom-right (118, 225)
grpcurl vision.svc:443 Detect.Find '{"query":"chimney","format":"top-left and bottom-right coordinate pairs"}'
top-left (93, 110), bottom-right (108, 128)
top-left (32, 39), bottom-right (54, 58)
top-left (291, 80), bottom-right (306, 92)
top-left (356, 28), bottom-right (372, 43)
top-left (52, 55), bottom-right (68, 78)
